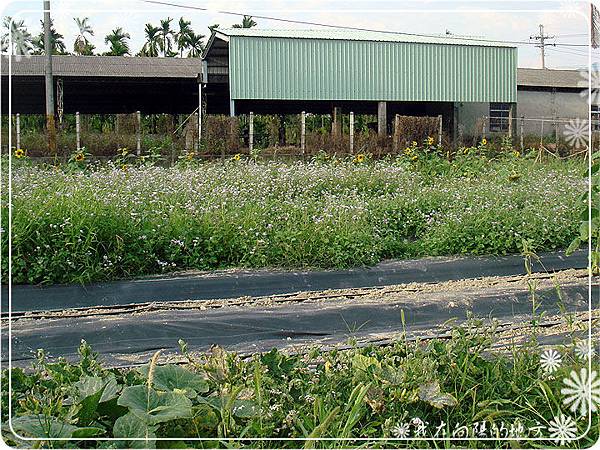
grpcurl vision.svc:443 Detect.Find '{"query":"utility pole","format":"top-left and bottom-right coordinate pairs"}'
top-left (530, 24), bottom-right (555, 69)
top-left (43, 0), bottom-right (57, 154)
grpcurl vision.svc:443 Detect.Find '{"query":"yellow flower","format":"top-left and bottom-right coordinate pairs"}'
top-left (355, 153), bottom-right (365, 163)
top-left (121, 164), bottom-right (128, 172)
top-left (14, 148), bottom-right (25, 159)
top-left (426, 136), bottom-right (434, 146)
top-left (411, 155), bottom-right (418, 161)
top-left (186, 152), bottom-right (195, 161)
top-left (120, 148), bottom-right (128, 156)
top-left (481, 138), bottom-right (487, 146)
top-left (513, 150), bottom-right (520, 158)
top-left (325, 361), bottom-right (332, 373)
top-left (411, 141), bottom-right (418, 148)
top-left (233, 153), bottom-right (241, 161)
top-left (75, 153), bottom-right (85, 162)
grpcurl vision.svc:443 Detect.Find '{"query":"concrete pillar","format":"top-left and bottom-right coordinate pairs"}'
top-left (349, 111), bottom-right (354, 153)
top-left (332, 106), bottom-right (342, 136)
top-left (229, 100), bottom-right (235, 117)
top-left (508, 103), bottom-right (517, 137)
top-left (249, 112), bottom-right (254, 153)
top-left (136, 111), bottom-right (141, 155)
top-left (75, 112), bottom-right (80, 151)
top-left (300, 111), bottom-right (306, 155)
top-left (377, 101), bottom-right (387, 136)
top-left (16, 113), bottom-right (21, 151)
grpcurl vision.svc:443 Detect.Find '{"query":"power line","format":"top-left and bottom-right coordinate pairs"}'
top-left (530, 24), bottom-right (555, 68)
top-left (138, 0), bottom-right (591, 48)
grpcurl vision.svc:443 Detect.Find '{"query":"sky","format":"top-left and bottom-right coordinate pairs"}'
top-left (0, 0), bottom-right (595, 69)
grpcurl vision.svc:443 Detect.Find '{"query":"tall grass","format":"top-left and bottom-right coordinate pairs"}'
top-left (2, 156), bottom-right (584, 284)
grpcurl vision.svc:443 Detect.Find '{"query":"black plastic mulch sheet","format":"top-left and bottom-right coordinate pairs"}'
top-left (2, 250), bottom-right (588, 313)
top-left (4, 281), bottom-right (592, 368)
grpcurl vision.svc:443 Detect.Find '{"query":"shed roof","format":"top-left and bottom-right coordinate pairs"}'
top-left (216, 28), bottom-right (516, 48)
top-left (517, 67), bottom-right (584, 89)
top-left (0, 55), bottom-right (201, 78)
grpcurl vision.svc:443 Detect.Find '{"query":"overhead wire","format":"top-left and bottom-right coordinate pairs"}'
top-left (139, 0), bottom-right (592, 49)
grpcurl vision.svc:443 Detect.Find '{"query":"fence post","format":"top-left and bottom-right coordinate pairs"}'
top-left (198, 81), bottom-right (202, 151)
top-left (75, 112), bottom-right (80, 151)
top-left (438, 114), bottom-right (443, 147)
top-left (520, 116), bottom-right (524, 151)
top-left (482, 116), bottom-right (487, 139)
top-left (393, 114), bottom-right (399, 152)
top-left (349, 111), bottom-right (354, 153)
top-left (249, 112), bottom-right (254, 154)
top-left (300, 111), bottom-right (306, 156)
top-left (15, 113), bottom-right (20, 151)
top-left (136, 111), bottom-right (141, 156)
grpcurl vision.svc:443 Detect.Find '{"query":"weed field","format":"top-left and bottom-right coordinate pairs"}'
top-left (2, 322), bottom-right (598, 448)
top-left (2, 155), bottom-right (585, 284)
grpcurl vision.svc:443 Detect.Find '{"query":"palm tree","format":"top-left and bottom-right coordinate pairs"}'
top-left (232, 15), bottom-right (257, 28)
top-left (1, 16), bottom-right (33, 56)
top-left (139, 23), bottom-right (160, 56)
top-left (158, 17), bottom-right (174, 56)
top-left (32, 19), bottom-right (66, 55)
top-left (104, 27), bottom-right (130, 56)
top-left (73, 17), bottom-right (94, 55)
top-left (186, 31), bottom-right (205, 57)
top-left (175, 17), bottom-right (193, 57)
top-left (208, 24), bottom-right (219, 33)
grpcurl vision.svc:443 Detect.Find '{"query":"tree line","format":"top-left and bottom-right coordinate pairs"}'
top-left (1, 15), bottom-right (257, 57)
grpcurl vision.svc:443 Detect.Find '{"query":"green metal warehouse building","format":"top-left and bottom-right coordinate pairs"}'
top-left (203, 28), bottom-right (518, 136)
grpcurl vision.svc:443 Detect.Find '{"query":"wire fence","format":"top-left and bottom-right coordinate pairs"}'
top-left (2, 111), bottom-right (596, 161)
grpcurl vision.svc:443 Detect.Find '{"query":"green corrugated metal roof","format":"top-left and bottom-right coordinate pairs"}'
top-left (217, 28), bottom-right (516, 48)
top-left (217, 29), bottom-right (517, 103)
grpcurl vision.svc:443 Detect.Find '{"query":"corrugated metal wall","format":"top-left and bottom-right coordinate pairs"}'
top-left (229, 37), bottom-right (517, 103)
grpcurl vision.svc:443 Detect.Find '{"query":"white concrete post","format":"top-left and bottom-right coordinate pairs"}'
top-left (438, 114), bottom-right (443, 147)
top-left (393, 114), bottom-right (399, 152)
top-left (349, 111), bottom-right (354, 153)
top-left (15, 113), bottom-right (21, 150)
top-left (136, 111), bottom-right (141, 155)
top-left (300, 111), bottom-right (306, 155)
top-left (520, 116), bottom-right (524, 150)
top-left (198, 82), bottom-right (202, 150)
top-left (249, 112), bottom-right (254, 153)
top-left (75, 112), bottom-right (80, 151)
top-left (377, 101), bottom-right (387, 136)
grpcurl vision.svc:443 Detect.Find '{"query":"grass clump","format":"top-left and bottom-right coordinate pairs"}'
top-left (2, 323), bottom-right (598, 448)
top-left (2, 156), bottom-right (584, 284)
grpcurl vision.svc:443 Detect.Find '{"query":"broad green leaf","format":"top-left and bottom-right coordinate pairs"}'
top-left (117, 385), bottom-right (192, 425)
top-left (10, 415), bottom-right (102, 439)
top-left (74, 375), bottom-right (120, 403)
top-left (139, 364), bottom-right (208, 397)
top-left (77, 383), bottom-right (106, 425)
top-left (11, 415), bottom-right (78, 438)
top-left (113, 413), bottom-right (157, 449)
top-left (418, 381), bottom-right (457, 409)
